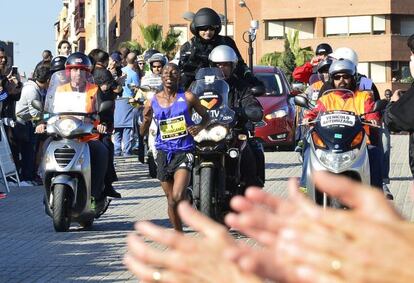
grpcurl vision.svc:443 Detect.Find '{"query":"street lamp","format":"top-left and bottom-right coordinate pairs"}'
top-left (239, 0), bottom-right (259, 71)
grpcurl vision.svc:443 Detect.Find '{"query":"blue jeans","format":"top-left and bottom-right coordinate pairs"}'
top-left (113, 128), bottom-right (133, 156)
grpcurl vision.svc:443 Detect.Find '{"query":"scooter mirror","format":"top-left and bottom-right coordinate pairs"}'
top-left (294, 95), bottom-right (312, 109)
top-left (250, 85), bottom-right (266, 97)
top-left (372, 99), bottom-right (388, 113)
top-left (291, 82), bottom-right (305, 95)
top-left (98, 100), bottom-right (114, 115)
top-left (31, 99), bottom-right (43, 112)
top-left (138, 85), bottom-right (151, 92)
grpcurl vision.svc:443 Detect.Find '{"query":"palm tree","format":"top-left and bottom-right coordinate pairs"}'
top-left (118, 24), bottom-right (182, 59)
top-left (259, 30), bottom-right (314, 82)
top-left (139, 24), bottom-right (181, 59)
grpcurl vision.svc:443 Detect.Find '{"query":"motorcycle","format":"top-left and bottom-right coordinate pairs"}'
top-left (295, 89), bottom-right (387, 208)
top-left (32, 70), bottom-right (113, 232)
top-left (190, 68), bottom-right (251, 222)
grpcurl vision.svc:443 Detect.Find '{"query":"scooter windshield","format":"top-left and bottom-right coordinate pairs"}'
top-left (44, 70), bottom-right (97, 115)
top-left (190, 68), bottom-right (234, 124)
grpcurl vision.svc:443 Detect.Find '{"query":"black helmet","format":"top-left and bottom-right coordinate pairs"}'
top-left (65, 52), bottom-right (93, 72)
top-left (50, 56), bottom-right (67, 73)
top-left (143, 49), bottom-right (161, 62)
top-left (190, 7), bottom-right (222, 36)
top-left (316, 58), bottom-right (333, 74)
top-left (315, 43), bottom-right (333, 56)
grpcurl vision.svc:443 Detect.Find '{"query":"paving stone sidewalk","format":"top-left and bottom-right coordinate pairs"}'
top-left (0, 134), bottom-right (412, 282)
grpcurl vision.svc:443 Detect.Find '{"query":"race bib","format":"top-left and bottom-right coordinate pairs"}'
top-left (53, 91), bottom-right (87, 113)
top-left (159, 115), bottom-right (188, 141)
top-left (320, 113), bottom-right (355, 127)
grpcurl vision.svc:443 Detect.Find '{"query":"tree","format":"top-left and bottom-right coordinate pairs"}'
top-left (118, 24), bottom-right (182, 59)
top-left (259, 30), bottom-right (314, 82)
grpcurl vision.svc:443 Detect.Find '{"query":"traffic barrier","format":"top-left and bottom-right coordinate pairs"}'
top-left (0, 121), bottom-right (20, 192)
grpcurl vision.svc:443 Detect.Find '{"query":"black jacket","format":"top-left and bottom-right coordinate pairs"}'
top-left (226, 75), bottom-right (263, 131)
top-left (179, 35), bottom-right (251, 89)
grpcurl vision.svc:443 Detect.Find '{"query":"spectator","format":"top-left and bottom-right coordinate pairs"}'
top-left (136, 55), bottom-right (146, 79)
top-left (57, 40), bottom-right (71, 57)
top-left (15, 65), bottom-right (50, 185)
top-left (88, 48), bottom-right (122, 198)
top-left (119, 46), bottom-right (130, 67)
top-left (33, 50), bottom-right (53, 77)
top-left (124, 171), bottom-right (412, 283)
top-left (0, 47), bottom-right (23, 169)
top-left (113, 52), bottom-right (139, 156)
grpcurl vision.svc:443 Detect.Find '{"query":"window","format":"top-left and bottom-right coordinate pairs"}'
top-left (129, 1), bottom-right (134, 19)
top-left (265, 20), bottom-right (314, 40)
top-left (255, 73), bottom-right (284, 96)
top-left (219, 23), bottom-right (234, 37)
top-left (172, 26), bottom-right (188, 45)
top-left (357, 62), bottom-right (386, 83)
top-left (391, 61), bottom-right (411, 82)
top-left (401, 17), bottom-right (414, 36)
top-left (325, 15), bottom-right (386, 36)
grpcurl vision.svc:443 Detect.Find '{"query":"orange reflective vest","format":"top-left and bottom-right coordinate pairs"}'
top-left (56, 83), bottom-right (100, 142)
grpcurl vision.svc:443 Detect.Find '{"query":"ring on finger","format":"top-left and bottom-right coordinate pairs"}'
top-left (152, 269), bottom-right (163, 282)
top-left (330, 259), bottom-right (342, 272)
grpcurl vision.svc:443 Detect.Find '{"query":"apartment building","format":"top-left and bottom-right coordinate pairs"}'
top-left (106, 0), bottom-right (414, 92)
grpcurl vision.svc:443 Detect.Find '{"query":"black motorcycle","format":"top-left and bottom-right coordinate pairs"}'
top-left (190, 68), bottom-right (249, 222)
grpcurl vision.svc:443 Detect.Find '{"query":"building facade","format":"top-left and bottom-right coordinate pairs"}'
top-left (106, 0), bottom-right (413, 92)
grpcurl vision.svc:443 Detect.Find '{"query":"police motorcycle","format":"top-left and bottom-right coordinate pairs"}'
top-left (190, 67), bottom-right (254, 222)
top-left (128, 84), bottom-right (158, 178)
top-left (32, 70), bottom-right (113, 232)
top-left (295, 89), bottom-right (387, 208)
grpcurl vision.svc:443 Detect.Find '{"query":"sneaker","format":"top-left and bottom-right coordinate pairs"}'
top-left (20, 181), bottom-right (35, 187)
top-left (383, 184), bottom-right (394, 200)
top-left (90, 197), bottom-right (97, 212)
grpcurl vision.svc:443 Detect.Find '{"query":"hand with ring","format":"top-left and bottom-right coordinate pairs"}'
top-left (224, 171), bottom-right (407, 282)
top-left (124, 202), bottom-right (263, 283)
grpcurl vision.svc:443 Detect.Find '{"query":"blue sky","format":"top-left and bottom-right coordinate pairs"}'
top-left (0, 1), bottom-right (62, 77)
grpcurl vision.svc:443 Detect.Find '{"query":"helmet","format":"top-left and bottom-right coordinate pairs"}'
top-left (148, 53), bottom-right (168, 67)
top-left (143, 49), bottom-right (160, 62)
top-left (315, 43), bottom-right (333, 55)
top-left (329, 59), bottom-right (356, 78)
top-left (50, 56), bottom-right (67, 73)
top-left (65, 52), bottom-right (93, 72)
top-left (330, 47), bottom-right (359, 66)
top-left (191, 7), bottom-right (222, 36)
top-left (317, 58), bottom-right (333, 74)
top-left (209, 45), bottom-right (238, 68)
top-left (137, 55), bottom-right (145, 63)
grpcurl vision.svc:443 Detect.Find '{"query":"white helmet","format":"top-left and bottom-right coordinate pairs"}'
top-left (209, 45), bottom-right (238, 68)
top-left (330, 47), bottom-right (359, 66)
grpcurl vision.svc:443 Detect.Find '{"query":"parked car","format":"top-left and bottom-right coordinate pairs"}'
top-left (253, 66), bottom-right (296, 150)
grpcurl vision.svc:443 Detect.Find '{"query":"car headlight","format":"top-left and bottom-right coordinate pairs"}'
top-left (315, 148), bottom-right (359, 172)
top-left (194, 125), bottom-right (228, 143)
top-left (265, 106), bottom-right (288, 119)
top-left (57, 118), bottom-right (78, 137)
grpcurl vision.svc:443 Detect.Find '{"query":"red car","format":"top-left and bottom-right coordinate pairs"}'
top-left (253, 66), bottom-right (296, 150)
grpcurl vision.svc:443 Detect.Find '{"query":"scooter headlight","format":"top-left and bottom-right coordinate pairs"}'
top-left (194, 125), bottom-right (228, 143)
top-left (57, 118), bottom-right (78, 137)
top-left (316, 148), bottom-right (359, 172)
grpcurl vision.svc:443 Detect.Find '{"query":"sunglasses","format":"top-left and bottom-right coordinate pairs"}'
top-left (333, 74), bottom-right (352, 80)
top-left (152, 65), bottom-right (162, 69)
top-left (199, 26), bottom-right (216, 32)
top-left (138, 62), bottom-right (145, 65)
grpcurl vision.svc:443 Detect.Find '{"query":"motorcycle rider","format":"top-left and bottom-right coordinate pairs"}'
top-left (293, 43), bottom-right (333, 84)
top-left (179, 7), bottom-right (258, 89)
top-left (54, 52), bottom-right (111, 209)
top-left (140, 63), bottom-right (210, 231)
top-left (301, 59), bottom-right (384, 191)
top-left (209, 45), bottom-right (264, 187)
top-left (296, 58), bottom-right (333, 152)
